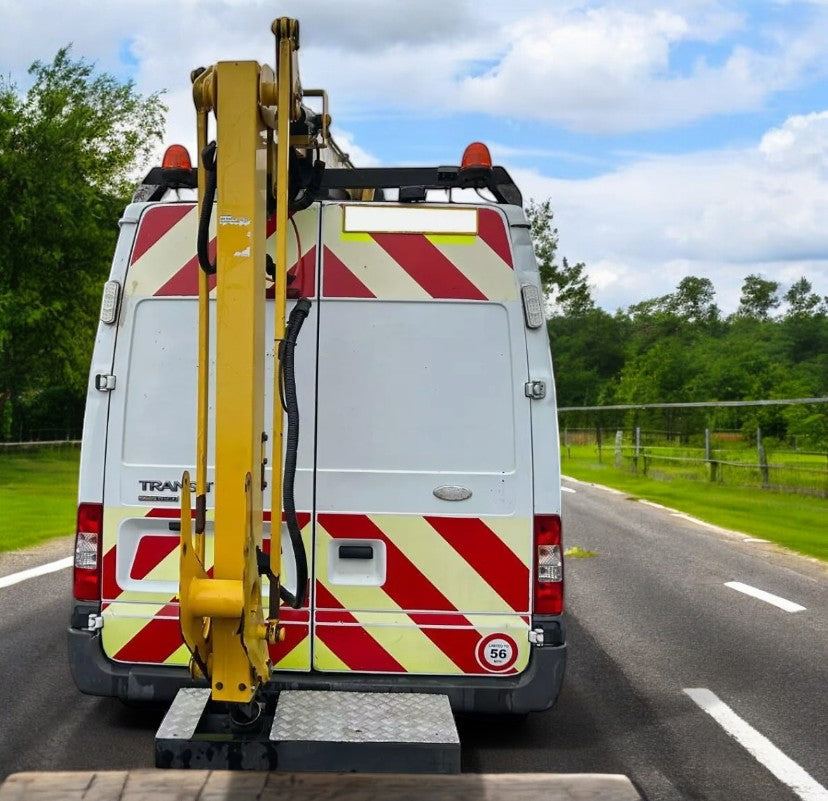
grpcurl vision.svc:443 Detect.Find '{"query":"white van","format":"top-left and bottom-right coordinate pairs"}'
top-left (68, 152), bottom-right (566, 714)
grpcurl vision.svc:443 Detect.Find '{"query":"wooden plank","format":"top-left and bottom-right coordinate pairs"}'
top-left (0, 771), bottom-right (641, 801)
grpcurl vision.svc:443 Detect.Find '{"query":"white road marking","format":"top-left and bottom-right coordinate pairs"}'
top-left (743, 537), bottom-right (770, 544)
top-left (561, 486), bottom-right (576, 494)
top-left (0, 557), bottom-right (73, 590)
top-left (684, 689), bottom-right (828, 801)
top-left (669, 512), bottom-right (721, 531)
top-left (725, 581), bottom-right (806, 613)
top-left (592, 484), bottom-right (625, 495)
top-left (639, 499), bottom-right (670, 510)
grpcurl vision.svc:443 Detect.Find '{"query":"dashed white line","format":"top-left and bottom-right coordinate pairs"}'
top-left (725, 581), bottom-right (806, 613)
top-left (684, 689), bottom-right (828, 801)
top-left (0, 557), bottom-right (73, 590)
top-left (561, 486), bottom-right (576, 494)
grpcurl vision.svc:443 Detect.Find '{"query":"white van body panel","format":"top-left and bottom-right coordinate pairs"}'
top-left (71, 196), bottom-right (566, 710)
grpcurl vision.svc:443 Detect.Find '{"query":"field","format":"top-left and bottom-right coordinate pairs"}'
top-left (561, 430), bottom-right (828, 496)
top-left (0, 443), bottom-right (824, 564)
top-left (562, 444), bottom-right (827, 562)
top-left (0, 446), bottom-right (79, 552)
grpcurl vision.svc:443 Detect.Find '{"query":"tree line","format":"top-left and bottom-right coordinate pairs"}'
top-left (0, 51), bottom-right (824, 449)
top-left (528, 201), bottom-right (828, 449)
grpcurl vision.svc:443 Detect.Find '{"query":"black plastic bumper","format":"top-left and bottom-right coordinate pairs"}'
top-left (68, 622), bottom-right (566, 715)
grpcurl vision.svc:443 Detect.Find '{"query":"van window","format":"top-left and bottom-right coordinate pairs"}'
top-left (122, 299), bottom-right (200, 465)
top-left (316, 301), bottom-right (516, 474)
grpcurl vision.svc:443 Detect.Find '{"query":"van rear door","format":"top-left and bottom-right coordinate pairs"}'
top-left (312, 203), bottom-right (534, 676)
top-left (99, 203), bottom-right (319, 673)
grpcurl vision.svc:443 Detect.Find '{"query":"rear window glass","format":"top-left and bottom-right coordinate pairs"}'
top-left (316, 301), bottom-right (516, 473)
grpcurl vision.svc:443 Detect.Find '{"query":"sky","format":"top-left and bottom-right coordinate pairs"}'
top-left (2, 0), bottom-right (827, 314)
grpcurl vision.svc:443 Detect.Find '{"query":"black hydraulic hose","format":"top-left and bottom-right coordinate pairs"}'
top-left (197, 142), bottom-right (217, 275)
top-left (278, 298), bottom-right (312, 609)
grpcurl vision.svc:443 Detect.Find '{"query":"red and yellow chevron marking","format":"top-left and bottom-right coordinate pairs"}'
top-left (125, 204), bottom-right (318, 299)
top-left (101, 507), bottom-right (531, 675)
top-left (313, 513), bottom-right (532, 676)
top-left (321, 205), bottom-right (517, 301)
top-left (101, 507), bottom-right (312, 671)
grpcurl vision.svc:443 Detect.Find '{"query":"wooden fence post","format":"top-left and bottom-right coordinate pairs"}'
top-left (633, 426), bottom-right (640, 474)
top-left (705, 428), bottom-right (718, 482)
top-left (757, 427), bottom-right (770, 488)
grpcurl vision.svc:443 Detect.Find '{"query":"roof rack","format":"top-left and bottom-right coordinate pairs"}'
top-left (132, 164), bottom-right (522, 207)
top-left (321, 166), bottom-right (522, 206)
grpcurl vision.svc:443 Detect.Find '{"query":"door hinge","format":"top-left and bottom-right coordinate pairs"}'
top-left (86, 613), bottom-right (104, 631)
top-left (95, 374), bottom-right (116, 391)
top-left (525, 380), bottom-right (546, 400)
top-left (528, 628), bottom-right (545, 646)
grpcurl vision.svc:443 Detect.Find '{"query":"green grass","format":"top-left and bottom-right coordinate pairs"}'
top-left (0, 446), bottom-right (79, 552)
top-left (564, 546), bottom-right (599, 558)
top-left (562, 449), bottom-right (827, 562)
top-left (564, 440), bottom-right (828, 495)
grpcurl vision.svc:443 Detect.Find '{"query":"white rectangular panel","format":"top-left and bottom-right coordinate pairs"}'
top-left (343, 205), bottom-right (478, 235)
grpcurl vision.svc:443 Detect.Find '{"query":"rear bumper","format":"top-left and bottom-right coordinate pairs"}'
top-left (68, 621), bottom-right (566, 715)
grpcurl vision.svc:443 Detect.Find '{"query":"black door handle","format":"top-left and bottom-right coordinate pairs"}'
top-left (338, 545), bottom-right (374, 560)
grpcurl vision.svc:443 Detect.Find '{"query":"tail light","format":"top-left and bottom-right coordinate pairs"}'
top-left (533, 514), bottom-right (563, 615)
top-left (73, 503), bottom-right (103, 601)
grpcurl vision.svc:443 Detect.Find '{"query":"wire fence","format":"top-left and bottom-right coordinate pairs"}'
top-left (561, 427), bottom-right (828, 498)
top-left (0, 439), bottom-right (81, 451)
top-left (2, 427), bottom-right (82, 444)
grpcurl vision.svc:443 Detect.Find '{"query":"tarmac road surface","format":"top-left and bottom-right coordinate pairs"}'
top-left (0, 481), bottom-right (825, 801)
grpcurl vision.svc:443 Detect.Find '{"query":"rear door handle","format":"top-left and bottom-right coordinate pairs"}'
top-left (338, 545), bottom-right (374, 560)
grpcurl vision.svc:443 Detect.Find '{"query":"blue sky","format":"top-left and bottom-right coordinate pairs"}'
top-left (2, 0), bottom-right (827, 313)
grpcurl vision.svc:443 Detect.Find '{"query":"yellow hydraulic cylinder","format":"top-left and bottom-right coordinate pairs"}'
top-left (194, 76), bottom-right (213, 565)
top-left (268, 17), bottom-right (300, 600)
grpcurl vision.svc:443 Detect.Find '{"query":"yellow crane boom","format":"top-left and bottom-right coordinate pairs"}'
top-left (177, 17), bottom-right (319, 709)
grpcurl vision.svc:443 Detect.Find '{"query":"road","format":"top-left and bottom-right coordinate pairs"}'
top-left (0, 481), bottom-right (825, 801)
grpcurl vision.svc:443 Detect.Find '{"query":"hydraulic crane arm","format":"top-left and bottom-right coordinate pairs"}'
top-left (177, 18), bottom-right (326, 709)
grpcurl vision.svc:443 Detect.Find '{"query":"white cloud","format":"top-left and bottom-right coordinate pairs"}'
top-left (456, 5), bottom-right (825, 133)
top-left (2, 1), bottom-right (826, 137)
top-left (759, 110), bottom-right (828, 172)
top-left (509, 111), bottom-right (828, 311)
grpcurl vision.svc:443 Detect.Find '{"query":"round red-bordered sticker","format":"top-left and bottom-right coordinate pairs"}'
top-left (475, 633), bottom-right (518, 673)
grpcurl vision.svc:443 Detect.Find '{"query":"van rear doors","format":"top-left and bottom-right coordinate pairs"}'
top-left (312, 203), bottom-right (535, 677)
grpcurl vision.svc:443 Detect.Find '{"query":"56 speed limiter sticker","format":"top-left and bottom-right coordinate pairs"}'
top-left (475, 632), bottom-right (519, 673)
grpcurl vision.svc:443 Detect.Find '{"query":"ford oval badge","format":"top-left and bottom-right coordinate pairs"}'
top-left (433, 485), bottom-right (472, 501)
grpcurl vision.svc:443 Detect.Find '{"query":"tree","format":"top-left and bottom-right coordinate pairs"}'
top-left (668, 276), bottom-right (719, 324)
top-left (0, 48), bottom-right (165, 436)
top-left (525, 199), bottom-right (594, 316)
top-left (736, 274), bottom-right (780, 320)
top-left (784, 277), bottom-right (822, 318)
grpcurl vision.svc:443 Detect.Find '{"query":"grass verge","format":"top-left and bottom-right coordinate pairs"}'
top-left (562, 454), bottom-right (827, 562)
top-left (0, 446), bottom-right (79, 552)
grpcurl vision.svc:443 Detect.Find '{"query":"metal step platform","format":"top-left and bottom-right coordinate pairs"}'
top-left (155, 688), bottom-right (460, 773)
